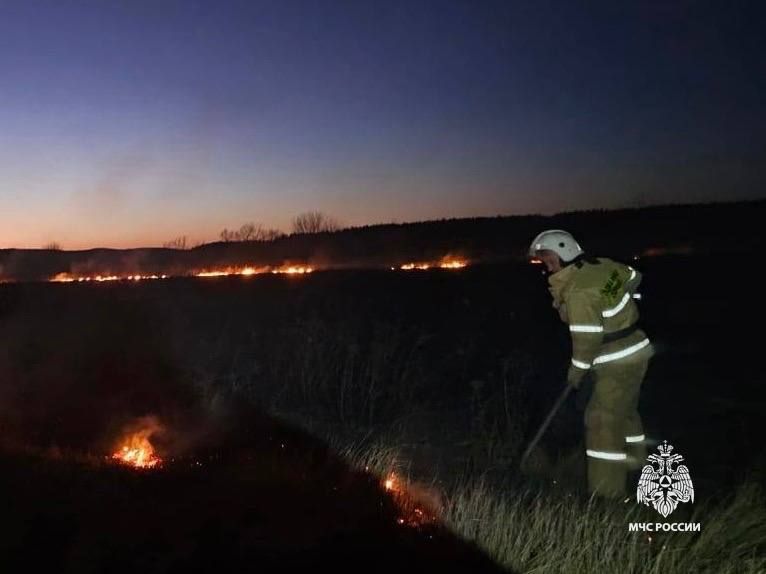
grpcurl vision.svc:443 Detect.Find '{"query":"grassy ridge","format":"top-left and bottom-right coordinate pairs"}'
top-left (339, 440), bottom-right (766, 574)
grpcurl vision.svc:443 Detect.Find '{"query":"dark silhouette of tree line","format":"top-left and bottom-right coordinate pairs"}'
top-left (1, 201), bottom-right (764, 282)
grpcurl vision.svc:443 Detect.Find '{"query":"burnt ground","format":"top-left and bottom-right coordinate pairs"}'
top-left (0, 254), bottom-right (762, 571)
top-left (0, 401), bottom-right (507, 573)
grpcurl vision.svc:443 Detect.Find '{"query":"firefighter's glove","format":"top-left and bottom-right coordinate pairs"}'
top-left (567, 364), bottom-right (588, 389)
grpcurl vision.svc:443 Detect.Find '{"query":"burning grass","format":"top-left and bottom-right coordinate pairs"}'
top-left (0, 408), bottom-right (507, 573)
top-left (383, 472), bottom-right (442, 528)
top-left (49, 265), bottom-right (315, 283)
top-left (333, 437), bottom-right (766, 574)
top-left (51, 272), bottom-right (169, 282)
top-left (40, 257), bottom-right (472, 283)
top-left (194, 264), bottom-right (314, 277)
top-left (2, 255), bottom-right (759, 572)
top-left (398, 258), bottom-right (468, 271)
top-left (334, 440), bottom-right (443, 530)
top-left (110, 421), bottom-right (163, 469)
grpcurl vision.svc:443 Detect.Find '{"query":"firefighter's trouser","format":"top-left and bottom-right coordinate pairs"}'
top-left (584, 349), bottom-right (651, 497)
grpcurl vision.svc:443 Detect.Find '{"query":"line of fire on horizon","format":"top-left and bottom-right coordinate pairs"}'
top-left (44, 258), bottom-right (470, 283)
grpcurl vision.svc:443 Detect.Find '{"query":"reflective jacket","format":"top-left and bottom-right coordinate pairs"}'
top-left (548, 258), bottom-right (651, 373)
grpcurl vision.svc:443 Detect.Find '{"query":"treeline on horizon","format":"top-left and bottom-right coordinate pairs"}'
top-left (1, 199), bottom-right (764, 282)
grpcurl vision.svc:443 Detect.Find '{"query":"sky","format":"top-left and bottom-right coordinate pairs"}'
top-left (0, 0), bottom-right (764, 248)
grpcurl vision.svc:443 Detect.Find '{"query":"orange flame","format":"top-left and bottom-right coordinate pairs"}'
top-left (399, 257), bottom-right (468, 271)
top-left (195, 266), bottom-right (267, 277)
top-left (46, 258), bottom-right (473, 282)
top-left (195, 265), bottom-right (313, 277)
top-left (111, 423), bottom-right (162, 469)
top-left (381, 472), bottom-right (441, 528)
top-left (439, 259), bottom-right (467, 269)
top-left (272, 265), bottom-right (313, 274)
top-left (50, 265), bottom-right (317, 282)
top-left (51, 273), bottom-right (168, 283)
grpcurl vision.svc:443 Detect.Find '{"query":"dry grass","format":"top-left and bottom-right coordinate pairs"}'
top-left (444, 478), bottom-right (766, 573)
top-left (336, 438), bottom-right (766, 574)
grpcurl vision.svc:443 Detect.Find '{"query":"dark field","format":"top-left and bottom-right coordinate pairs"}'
top-left (0, 256), bottom-right (763, 572)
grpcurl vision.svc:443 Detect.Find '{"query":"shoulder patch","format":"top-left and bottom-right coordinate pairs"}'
top-left (600, 269), bottom-right (624, 305)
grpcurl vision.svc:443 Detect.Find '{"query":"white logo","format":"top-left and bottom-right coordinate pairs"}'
top-left (637, 441), bottom-right (694, 517)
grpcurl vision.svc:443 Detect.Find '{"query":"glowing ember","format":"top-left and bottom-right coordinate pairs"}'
top-left (381, 472), bottom-right (440, 528)
top-left (111, 421), bottom-right (163, 469)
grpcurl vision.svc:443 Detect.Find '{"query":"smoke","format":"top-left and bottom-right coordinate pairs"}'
top-left (111, 415), bottom-right (165, 450)
top-left (71, 152), bottom-right (153, 219)
top-left (0, 286), bottom-right (204, 454)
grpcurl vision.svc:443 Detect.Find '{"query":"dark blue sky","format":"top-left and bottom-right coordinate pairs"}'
top-left (0, 0), bottom-right (763, 247)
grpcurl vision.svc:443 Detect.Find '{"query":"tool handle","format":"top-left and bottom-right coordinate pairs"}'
top-left (520, 384), bottom-right (573, 466)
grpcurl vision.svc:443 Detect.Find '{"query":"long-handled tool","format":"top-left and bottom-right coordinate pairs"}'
top-left (520, 384), bottom-right (573, 468)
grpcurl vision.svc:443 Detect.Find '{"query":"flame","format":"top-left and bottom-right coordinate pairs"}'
top-left (111, 422), bottom-right (162, 469)
top-left (45, 257), bottom-right (474, 283)
top-left (272, 265), bottom-right (313, 274)
top-left (51, 273), bottom-right (168, 283)
top-left (195, 265), bottom-right (312, 277)
top-left (399, 257), bottom-right (468, 271)
top-left (195, 266), bottom-right (267, 277)
top-left (51, 273), bottom-right (77, 283)
top-left (381, 472), bottom-right (440, 528)
top-left (400, 263), bottom-right (431, 270)
top-left (112, 442), bottom-right (161, 468)
top-left (49, 265), bottom-right (316, 282)
top-left (439, 259), bottom-right (467, 269)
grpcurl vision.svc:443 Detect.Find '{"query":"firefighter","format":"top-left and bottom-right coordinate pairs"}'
top-left (529, 230), bottom-right (653, 498)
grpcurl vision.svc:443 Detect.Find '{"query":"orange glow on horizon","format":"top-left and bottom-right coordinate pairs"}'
top-left (195, 265), bottom-right (313, 278)
top-left (399, 257), bottom-right (468, 271)
top-left (38, 258), bottom-right (472, 284)
top-left (51, 273), bottom-right (168, 283)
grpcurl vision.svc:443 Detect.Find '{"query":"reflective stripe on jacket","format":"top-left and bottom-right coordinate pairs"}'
top-left (548, 258), bottom-right (651, 370)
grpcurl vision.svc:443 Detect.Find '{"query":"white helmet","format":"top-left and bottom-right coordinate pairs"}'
top-left (528, 229), bottom-right (584, 262)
